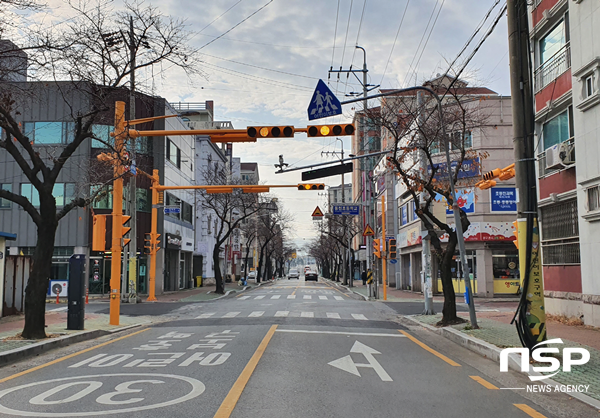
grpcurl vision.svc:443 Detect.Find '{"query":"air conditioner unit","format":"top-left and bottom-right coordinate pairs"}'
top-left (559, 141), bottom-right (575, 165)
top-left (545, 144), bottom-right (562, 169)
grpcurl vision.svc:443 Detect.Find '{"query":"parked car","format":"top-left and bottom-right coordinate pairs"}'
top-left (247, 271), bottom-right (257, 281)
top-left (288, 269), bottom-right (299, 280)
top-left (305, 270), bottom-right (318, 281)
top-left (304, 266), bottom-right (311, 274)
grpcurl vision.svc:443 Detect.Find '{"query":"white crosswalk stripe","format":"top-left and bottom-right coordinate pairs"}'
top-left (301, 312), bottom-right (314, 318)
top-left (248, 311), bottom-right (264, 317)
top-left (303, 295), bottom-right (312, 300)
top-left (196, 311), bottom-right (368, 320)
top-left (351, 314), bottom-right (368, 320)
top-left (238, 296), bottom-right (250, 300)
top-left (222, 312), bottom-right (240, 318)
top-left (274, 311), bottom-right (289, 317)
top-left (326, 312), bottom-right (341, 319)
top-left (255, 295), bottom-right (265, 300)
top-left (334, 296), bottom-right (344, 301)
top-left (196, 313), bottom-right (215, 319)
top-left (318, 295), bottom-right (327, 300)
top-left (270, 295), bottom-right (281, 299)
top-left (287, 295), bottom-right (296, 299)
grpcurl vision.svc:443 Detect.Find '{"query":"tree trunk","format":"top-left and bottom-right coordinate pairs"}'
top-left (438, 236), bottom-right (461, 325)
top-left (213, 243), bottom-right (224, 294)
top-left (22, 220), bottom-right (57, 339)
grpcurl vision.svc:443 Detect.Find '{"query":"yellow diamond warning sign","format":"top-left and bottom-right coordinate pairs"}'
top-left (311, 206), bottom-right (324, 217)
top-left (363, 224), bottom-right (375, 236)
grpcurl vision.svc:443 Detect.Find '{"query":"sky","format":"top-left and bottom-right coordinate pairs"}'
top-left (23, 0), bottom-right (512, 251)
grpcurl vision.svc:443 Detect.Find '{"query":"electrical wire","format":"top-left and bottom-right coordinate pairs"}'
top-left (380, 0), bottom-right (411, 87)
top-left (330, 0), bottom-right (341, 71)
top-left (197, 0), bottom-right (245, 34)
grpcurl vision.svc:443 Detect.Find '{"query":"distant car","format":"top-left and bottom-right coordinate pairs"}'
top-left (247, 271), bottom-right (257, 281)
top-left (305, 270), bottom-right (318, 281)
top-left (304, 266), bottom-right (311, 274)
top-left (288, 269), bottom-right (299, 280)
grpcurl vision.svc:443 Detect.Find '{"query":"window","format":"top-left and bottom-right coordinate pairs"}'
top-left (136, 188), bottom-right (151, 212)
top-left (0, 183), bottom-right (11, 208)
top-left (20, 183), bottom-right (40, 207)
top-left (23, 122), bottom-right (74, 145)
top-left (91, 185), bottom-right (113, 209)
top-left (540, 20), bottom-right (567, 65)
top-left (91, 125), bottom-right (114, 148)
top-left (182, 201), bottom-right (193, 224)
top-left (585, 74), bottom-right (595, 99)
top-left (540, 199), bottom-right (580, 265)
top-left (165, 193), bottom-right (180, 220)
top-left (167, 138), bottom-right (181, 169)
top-left (542, 109), bottom-right (572, 150)
top-left (431, 131), bottom-right (472, 154)
top-left (587, 185), bottom-right (600, 212)
top-left (400, 204), bottom-right (408, 226)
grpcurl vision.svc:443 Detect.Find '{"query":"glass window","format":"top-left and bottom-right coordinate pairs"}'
top-left (65, 183), bottom-right (75, 205)
top-left (182, 201), bottom-right (193, 224)
top-left (21, 183), bottom-right (40, 207)
top-left (492, 250), bottom-right (519, 279)
top-left (540, 20), bottom-right (566, 65)
top-left (91, 185), bottom-right (112, 209)
top-left (32, 122), bottom-right (64, 145)
top-left (136, 188), bottom-right (151, 212)
top-left (543, 109), bottom-right (570, 150)
top-left (167, 139), bottom-right (179, 168)
top-left (586, 75), bottom-right (595, 98)
top-left (135, 136), bottom-right (152, 154)
top-left (91, 125), bottom-right (114, 148)
top-left (52, 183), bottom-right (64, 207)
top-left (165, 192), bottom-right (180, 220)
top-left (0, 183), bottom-right (11, 208)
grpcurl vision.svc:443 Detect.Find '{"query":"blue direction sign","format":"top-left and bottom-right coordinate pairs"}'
top-left (308, 79), bottom-right (342, 120)
top-left (164, 207), bottom-right (180, 214)
top-left (332, 204), bottom-right (360, 216)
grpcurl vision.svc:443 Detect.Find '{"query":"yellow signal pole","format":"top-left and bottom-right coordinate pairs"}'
top-left (382, 193), bottom-right (387, 301)
top-left (147, 169), bottom-right (161, 302)
top-left (110, 101), bottom-right (126, 325)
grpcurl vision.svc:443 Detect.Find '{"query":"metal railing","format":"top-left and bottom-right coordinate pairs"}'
top-left (542, 241), bottom-right (580, 265)
top-left (537, 136), bottom-right (574, 178)
top-left (169, 102), bottom-right (209, 111)
top-left (187, 121), bottom-right (234, 130)
top-left (534, 43), bottom-right (571, 92)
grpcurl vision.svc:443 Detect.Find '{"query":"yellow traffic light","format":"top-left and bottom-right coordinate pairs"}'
top-left (475, 179), bottom-right (497, 190)
top-left (389, 238), bottom-right (397, 260)
top-left (297, 183), bottom-right (325, 190)
top-left (373, 238), bottom-right (381, 259)
top-left (307, 124), bottom-right (355, 137)
top-left (512, 220), bottom-right (519, 249)
top-left (92, 215), bottom-right (107, 251)
top-left (247, 126), bottom-right (294, 138)
top-left (121, 215), bottom-right (131, 247)
top-left (483, 168), bottom-right (502, 181)
top-left (499, 167), bottom-right (516, 181)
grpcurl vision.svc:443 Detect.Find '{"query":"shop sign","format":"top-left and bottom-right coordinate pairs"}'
top-left (166, 233), bottom-right (182, 250)
top-left (490, 187), bottom-right (517, 212)
top-left (440, 222), bottom-right (517, 242)
top-left (406, 226), bottom-right (422, 246)
top-left (428, 157), bottom-right (479, 181)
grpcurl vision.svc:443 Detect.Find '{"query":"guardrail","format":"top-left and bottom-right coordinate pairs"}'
top-left (534, 43), bottom-right (570, 93)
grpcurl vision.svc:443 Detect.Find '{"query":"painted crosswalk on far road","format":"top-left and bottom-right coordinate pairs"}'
top-left (271, 295), bottom-right (281, 299)
top-left (222, 312), bottom-right (240, 318)
top-left (275, 311), bottom-right (289, 317)
top-left (196, 313), bottom-right (216, 319)
top-left (351, 314), bottom-right (368, 320)
top-left (197, 311), bottom-right (369, 320)
top-left (303, 295), bottom-right (312, 300)
top-left (319, 295), bottom-right (327, 300)
top-left (238, 296), bottom-right (250, 300)
top-left (334, 296), bottom-right (343, 300)
top-left (249, 311), bottom-right (264, 317)
top-left (287, 295), bottom-right (296, 299)
top-left (301, 312), bottom-right (314, 318)
top-left (326, 312), bottom-right (341, 319)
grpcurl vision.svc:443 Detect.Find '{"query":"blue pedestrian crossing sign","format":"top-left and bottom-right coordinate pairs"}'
top-left (308, 79), bottom-right (342, 120)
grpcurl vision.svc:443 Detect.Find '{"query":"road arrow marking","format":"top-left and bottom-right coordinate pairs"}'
top-left (328, 341), bottom-right (393, 382)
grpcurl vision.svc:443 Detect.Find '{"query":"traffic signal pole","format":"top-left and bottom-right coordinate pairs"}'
top-left (382, 193), bottom-right (387, 301)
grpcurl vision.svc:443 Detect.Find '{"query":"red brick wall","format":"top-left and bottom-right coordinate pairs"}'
top-left (538, 167), bottom-right (576, 199)
top-left (542, 265), bottom-right (582, 293)
top-left (535, 70), bottom-right (572, 113)
top-left (532, 0), bottom-right (561, 27)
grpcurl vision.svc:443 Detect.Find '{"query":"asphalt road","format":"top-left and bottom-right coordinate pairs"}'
top-left (3, 278), bottom-right (597, 417)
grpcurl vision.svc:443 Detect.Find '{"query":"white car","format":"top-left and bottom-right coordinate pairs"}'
top-left (288, 269), bottom-right (299, 279)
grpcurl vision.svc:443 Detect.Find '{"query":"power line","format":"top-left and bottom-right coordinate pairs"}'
top-left (197, 0), bottom-right (245, 34)
top-left (408, 0), bottom-right (446, 86)
top-left (380, 0), bottom-right (411, 87)
top-left (330, 0), bottom-right (341, 70)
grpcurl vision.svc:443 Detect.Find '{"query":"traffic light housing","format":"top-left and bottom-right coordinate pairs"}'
top-left (475, 179), bottom-right (497, 190)
top-left (298, 183), bottom-right (325, 190)
top-left (388, 239), bottom-right (397, 260)
top-left (483, 168), bottom-right (502, 181)
top-left (512, 220), bottom-right (519, 249)
top-left (307, 124), bottom-right (355, 137)
top-left (373, 239), bottom-right (381, 259)
top-left (144, 233), bottom-right (161, 255)
top-left (92, 215), bottom-right (107, 251)
top-left (247, 126), bottom-right (294, 138)
top-left (121, 215), bottom-right (131, 247)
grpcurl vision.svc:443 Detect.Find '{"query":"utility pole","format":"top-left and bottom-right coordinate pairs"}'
top-left (127, 16), bottom-right (138, 304)
top-left (507, 0), bottom-right (546, 347)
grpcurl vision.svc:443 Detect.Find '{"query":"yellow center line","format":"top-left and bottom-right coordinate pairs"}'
top-left (214, 325), bottom-right (278, 418)
top-left (513, 404), bottom-right (548, 418)
top-left (469, 375), bottom-right (499, 390)
top-left (0, 328), bottom-right (149, 384)
top-left (291, 286), bottom-right (298, 296)
top-left (398, 330), bottom-right (461, 367)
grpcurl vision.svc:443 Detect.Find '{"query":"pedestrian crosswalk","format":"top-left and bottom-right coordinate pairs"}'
top-left (238, 294), bottom-right (345, 301)
top-left (195, 311), bottom-right (370, 320)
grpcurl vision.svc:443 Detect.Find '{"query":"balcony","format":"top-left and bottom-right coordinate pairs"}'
top-left (535, 43), bottom-right (571, 93)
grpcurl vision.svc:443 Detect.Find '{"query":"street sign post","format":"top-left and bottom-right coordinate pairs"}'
top-left (302, 163), bottom-right (353, 181)
top-left (308, 79), bottom-right (342, 120)
top-left (332, 204), bottom-right (360, 216)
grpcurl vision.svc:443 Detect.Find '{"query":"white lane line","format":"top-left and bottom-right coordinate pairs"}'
top-left (303, 295), bottom-right (312, 300)
top-left (270, 295), bottom-right (281, 300)
top-left (275, 329), bottom-right (406, 337)
top-left (238, 296), bottom-right (250, 300)
top-left (300, 312), bottom-right (314, 318)
top-left (255, 295), bottom-right (265, 300)
top-left (275, 311), bottom-right (289, 317)
top-left (318, 295), bottom-right (327, 300)
top-left (222, 312), bottom-right (240, 318)
top-left (351, 314), bottom-right (368, 320)
top-left (196, 313), bottom-right (216, 319)
top-left (334, 296), bottom-right (344, 301)
top-left (248, 311), bottom-right (264, 317)
top-left (326, 312), bottom-right (341, 319)
top-left (287, 295), bottom-right (296, 299)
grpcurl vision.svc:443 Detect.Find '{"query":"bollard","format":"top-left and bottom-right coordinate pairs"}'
top-left (85, 287), bottom-right (89, 304)
top-left (56, 292), bottom-right (59, 304)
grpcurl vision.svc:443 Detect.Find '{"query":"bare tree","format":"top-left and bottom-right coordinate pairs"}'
top-left (373, 76), bottom-right (491, 325)
top-left (255, 203), bottom-right (292, 282)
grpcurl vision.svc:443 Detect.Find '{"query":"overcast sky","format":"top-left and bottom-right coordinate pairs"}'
top-left (34, 0), bottom-right (511, 251)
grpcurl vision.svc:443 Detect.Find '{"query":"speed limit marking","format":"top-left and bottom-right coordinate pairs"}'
top-left (0, 373), bottom-right (205, 417)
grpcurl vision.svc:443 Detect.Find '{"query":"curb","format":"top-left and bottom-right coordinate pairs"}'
top-left (322, 278), bottom-right (370, 301)
top-left (0, 323), bottom-right (143, 367)
top-left (399, 315), bottom-right (600, 410)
